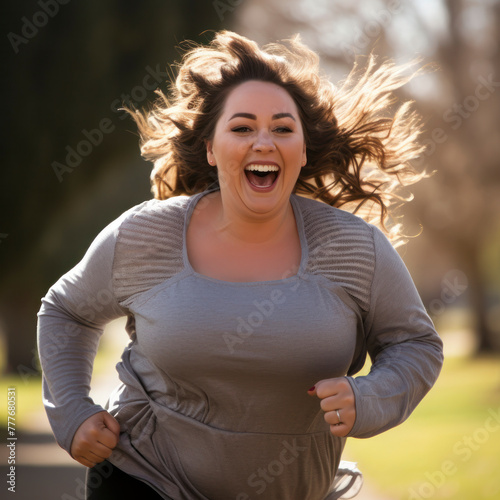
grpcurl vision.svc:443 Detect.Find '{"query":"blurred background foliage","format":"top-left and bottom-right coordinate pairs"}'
top-left (1, 0), bottom-right (227, 372)
top-left (1, 1), bottom-right (500, 499)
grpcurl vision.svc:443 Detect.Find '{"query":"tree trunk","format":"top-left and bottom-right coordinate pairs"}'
top-left (0, 289), bottom-right (41, 379)
top-left (461, 249), bottom-right (497, 353)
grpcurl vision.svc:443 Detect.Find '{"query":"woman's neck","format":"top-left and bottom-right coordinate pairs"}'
top-left (207, 191), bottom-right (296, 246)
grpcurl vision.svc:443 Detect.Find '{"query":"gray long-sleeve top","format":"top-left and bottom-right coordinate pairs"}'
top-left (37, 189), bottom-right (443, 499)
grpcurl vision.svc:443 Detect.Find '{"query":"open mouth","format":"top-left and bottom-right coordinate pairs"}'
top-left (244, 164), bottom-right (280, 189)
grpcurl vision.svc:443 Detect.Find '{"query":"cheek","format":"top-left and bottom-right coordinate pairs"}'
top-left (216, 153), bottom-right (245, 190)
top-left (283, 139), bottom-right (306, 163)
top-left (214, 136), bottom-right (249, 162)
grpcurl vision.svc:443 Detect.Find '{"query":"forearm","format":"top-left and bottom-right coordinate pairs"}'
top-left (346, 226), bottom-right (444, 439)
top-left (346, 335), bottom-right (443, 438)
top-left (38, 295), bottom-right (108, 451)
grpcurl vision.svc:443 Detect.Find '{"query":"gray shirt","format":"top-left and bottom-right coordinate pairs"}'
top-left (37, 189), bottom-right (443, 499)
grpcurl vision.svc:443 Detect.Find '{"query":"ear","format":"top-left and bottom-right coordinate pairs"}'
top-left (206, 140), bottom-right (215, 166)
top-left (301, 143), bottom-right (307, 167)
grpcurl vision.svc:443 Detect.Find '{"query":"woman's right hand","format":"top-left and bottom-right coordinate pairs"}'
top-left (70, 411), bottom-right (121, 467)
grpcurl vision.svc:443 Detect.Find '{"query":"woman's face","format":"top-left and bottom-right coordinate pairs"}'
top-left (206, 80), bottom-right (307, 218)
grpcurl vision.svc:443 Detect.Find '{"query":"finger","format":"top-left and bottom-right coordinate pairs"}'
top-left (88, 446), bottom-right (113, 461)
top-left (73, 454), bottom-right (98, 468)
top-left (87, 440), bottom-right (115, 459)
top-left (316, 378), bottom-right (351, 400)
top-left (320, 395), bottom-right (343, 412)
top-left (324, 408), bottom-right (346, 426)
top-left (320, 395), bottom-right (354, 414)
top-left (307, 378), bottom-right (346, 398)
top-left (74, 446), bottom-right (111, 467)
top-left (323, 407), bottom-right (342, 425)
top-left (102, 412), bottom-right (121, 437)
top-left (326, 409), bottom-right (355, 437)
top-left (329, 423), bottom-right (351, 438)
top-left (71, 441), bottom-right (110, 464)
top-left (307, 380), bottom-right (336, 397)
top-left (307, 385), bottom-right (317, 396)
top-left (71, 431), bottom-right (114, 458)
top-left (97, 427), bottom-right (120, 450)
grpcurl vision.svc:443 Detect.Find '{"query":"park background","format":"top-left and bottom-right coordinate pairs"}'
top-left (1, 0), bottom-right (500, 499)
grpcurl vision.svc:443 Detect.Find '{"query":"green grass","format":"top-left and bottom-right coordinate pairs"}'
top-left (343, 356), bottom-right (500, 499)
top-left (0, 376), bottom-right (43, 429)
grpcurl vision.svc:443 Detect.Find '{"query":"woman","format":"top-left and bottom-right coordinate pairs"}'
top-left (37, 31), bottom-right (443, 499)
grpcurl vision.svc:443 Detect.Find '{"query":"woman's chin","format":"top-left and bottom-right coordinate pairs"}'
top-left (239, 178), bottom-right (290, 214)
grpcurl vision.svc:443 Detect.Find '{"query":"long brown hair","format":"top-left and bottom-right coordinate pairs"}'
top-left (127, 31), bottom-right (426, 237)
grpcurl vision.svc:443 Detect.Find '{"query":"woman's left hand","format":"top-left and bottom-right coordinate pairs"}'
top-left (307, 378), bottom-right (356, 437)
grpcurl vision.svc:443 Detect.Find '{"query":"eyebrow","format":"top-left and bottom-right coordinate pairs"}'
top-left (228, 112), bottom-right (296, 121)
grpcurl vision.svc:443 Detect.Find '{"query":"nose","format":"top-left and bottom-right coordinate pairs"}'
top-left (252, 129), bottom-right (276, 152)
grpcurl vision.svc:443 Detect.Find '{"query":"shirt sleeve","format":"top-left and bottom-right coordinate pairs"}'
top-left (36, 213), bottom-right (131, 453)
top-left (346, 225), bottom-right (444, 439)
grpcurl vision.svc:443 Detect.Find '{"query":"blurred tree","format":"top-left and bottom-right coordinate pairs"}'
top-left (1, 0), bottom-right (227, 374)
top-left (408, 0), bottom-right (500, 352)
top-left (235, 0), bottom-right (500, 352)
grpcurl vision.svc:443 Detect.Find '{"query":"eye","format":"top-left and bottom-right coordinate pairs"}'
top-left (231, 126), bottom-right (252, 133)
top-left (274, 126), bottom-right (293, 133)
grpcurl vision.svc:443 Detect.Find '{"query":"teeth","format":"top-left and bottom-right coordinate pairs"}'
top-left (245, 164), bottom-right (279, 172)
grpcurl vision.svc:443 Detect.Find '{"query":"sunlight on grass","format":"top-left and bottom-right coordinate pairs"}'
top-left (343, 356), bottom-right (500, 500)
top-left (0, 376), bottom-right (42, 428)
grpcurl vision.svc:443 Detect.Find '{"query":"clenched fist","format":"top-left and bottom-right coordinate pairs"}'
top-left (307, 377), bottom-right (356, 437)
top-left (70, 411), bottom-right (120, 467)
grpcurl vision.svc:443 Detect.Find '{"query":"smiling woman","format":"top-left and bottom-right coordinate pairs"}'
top-left (130, 31), bottom-right (426, 240)
top-left (207, 81), bottom-right (305, 209)
top-left (186, 79), bottom-right (307, 282)
top-left (37, 31), bottom-right (443, 500)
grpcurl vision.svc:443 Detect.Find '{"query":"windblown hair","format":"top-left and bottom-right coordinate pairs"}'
top-left (128, 31), bottom-right (426, 239)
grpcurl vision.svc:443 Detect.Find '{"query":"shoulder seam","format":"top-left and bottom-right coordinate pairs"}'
top-left (365, 224), bottom-right (377, 322)
top-left (112, 196), bottom-right (190, 306)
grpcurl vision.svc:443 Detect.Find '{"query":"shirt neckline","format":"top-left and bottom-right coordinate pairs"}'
top-left (182, 188), bottom-right (309, 286)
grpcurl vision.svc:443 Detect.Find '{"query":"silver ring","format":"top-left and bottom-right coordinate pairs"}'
top-left (336, 409), bottom-right (342, 424)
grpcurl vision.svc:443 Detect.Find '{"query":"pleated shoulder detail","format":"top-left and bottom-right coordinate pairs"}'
top-left (295, 196), bottom-right (375, 312)
top-left (113, 196), bottom-right (189, 305)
